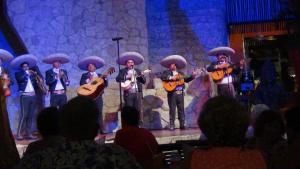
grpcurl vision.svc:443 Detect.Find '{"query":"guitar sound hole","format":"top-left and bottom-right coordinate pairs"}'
top-left (91, 81), bottom-right (97, 85)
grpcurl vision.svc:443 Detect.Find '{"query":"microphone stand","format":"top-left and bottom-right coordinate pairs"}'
top-left (112, 37), bottom-right (123, 110)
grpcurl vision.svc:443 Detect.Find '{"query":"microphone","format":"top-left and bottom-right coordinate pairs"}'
top-left (112, 37), bottom-right (123, 41)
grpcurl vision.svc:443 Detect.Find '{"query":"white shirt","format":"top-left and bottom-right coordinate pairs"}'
top-left (0, 67), bottom-right (2, 74)
top-left (24, 70), bottom-right (35, 92)
top-left (53, 68), bottom-right (64, 90)
top-left (86, 72), bottom-right (99, 83)
top-left (127, 69), bottom-right (138, 92)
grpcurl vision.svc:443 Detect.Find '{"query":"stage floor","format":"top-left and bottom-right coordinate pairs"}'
top-left (16, 128), bottom-right (201, 156)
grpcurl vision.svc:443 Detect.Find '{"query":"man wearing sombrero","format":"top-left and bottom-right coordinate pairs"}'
top-left (11, 54), bottom-right (40, 140)
top-left (78, 56), bottom-right (108, 134)
top-left (207, 47), bottom-right (244, 97)
top-left (43, 53), bottom-right (70, 108)
top-left (160, 55), bottom-right (196, 130)
top-left (116, 52), bottom-right (146, 115)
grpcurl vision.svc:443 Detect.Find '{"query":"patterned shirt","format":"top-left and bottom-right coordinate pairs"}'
top-left (15, 140), bottom-right (142, 169)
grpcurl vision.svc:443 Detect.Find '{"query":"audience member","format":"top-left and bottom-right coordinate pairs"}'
top-left (185, 96), bottom-right (267, 169)
top-left (115, 106), bottom-right (161, 169)
top-left (22, 107), bottom-right (64, 157)
top-left (254, 60), bottom-right (290, 110)
top-left (285, 106), bottom-right (300, 169)
top-left (15, 96), bottom-right (142, 169)
top-left (254, 110), bottom-right (287, 169)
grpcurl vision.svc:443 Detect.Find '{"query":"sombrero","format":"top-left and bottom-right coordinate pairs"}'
top-left (0, 49), bottom-right (14, 61)
top-left (10, 54), bottom-right (37, 69)
top-left (78, 56), bottom-right (105, 70)
top-left (207, 47), bottom-right (235, 56)
top-left (160, 55), bottom-right (187, 69)
top-left (42, 53), bottom-right (70, 64)
top-left (117, 51), bottom-right (144, 65)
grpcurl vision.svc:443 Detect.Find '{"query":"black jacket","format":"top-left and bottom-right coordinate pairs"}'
top-left (116, 68), bottom-right (146, 92)
top-left (45, 69), bottom-right (69, 92)
top-left (15, 70), bottom-right (38, 92)
top-left (80, 72), bottom-right (108, 87)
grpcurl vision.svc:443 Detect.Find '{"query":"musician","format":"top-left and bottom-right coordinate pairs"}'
top-left (207, 47), bottom-right (244, 97)
top-left (0, 49), bottom-right (20, 168)
top-left (78, 56), bottom-right (108, 133)
top-left (116, 52), bottom-right (146, 117)
top-left (160, 55), bottom-right (195, 130)
top-left (43, 53), bottom-right (70, 108)
top-left (11, 54), bottom-right (39, 140)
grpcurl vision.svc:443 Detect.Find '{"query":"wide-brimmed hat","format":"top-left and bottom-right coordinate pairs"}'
top-left (78, 56), bottom-right (105, 70)
top-left (0, 49), bottom-right (14, 62)
top-left (116, 51), bottom-right (144, 65)
top-left (10, 54), bottom-right (37, 69)
top-left (207, 47), bottom-right (235, 57)
top-left (160, 55), bottom-right (187, 69)
top-left (42, 53), bottom-right (70, 64)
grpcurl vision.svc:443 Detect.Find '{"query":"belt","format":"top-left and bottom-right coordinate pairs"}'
top-left (52, 90), bottom-right (65, 94)
top-left (20, 92), bottom-right (36, 96)
top-left (175, 90), bottom-right (183, 94)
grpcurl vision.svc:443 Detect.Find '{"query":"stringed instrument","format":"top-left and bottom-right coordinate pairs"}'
top-left (162, 74), bottom-right (185, 92)
top-left (162, 68), bottom-right (204, 92)
top-left (77, 67), bottom-right (115, 99)
top-left (210, 63), bottom-right (234, 81)
top-left (121, 69), bottom-right (151, 91)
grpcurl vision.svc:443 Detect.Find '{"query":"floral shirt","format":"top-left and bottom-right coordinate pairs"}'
top-left (15, 140), bottom-right (142, 169)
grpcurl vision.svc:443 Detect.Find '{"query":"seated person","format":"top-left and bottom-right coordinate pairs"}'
top-left (23, 107), bottom-right (64, 157)
top-left (185, 96), bottom-right (267, 169)
top-left (115, 106), bottom-right (160, 169)
top-left (15, 96), bottom-right (142, 169)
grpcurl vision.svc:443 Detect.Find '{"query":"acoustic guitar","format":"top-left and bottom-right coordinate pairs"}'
top-left (77, 67), bottom-right (115, 99)
top-left (162, 68), bottom-right (205, 92)
top-left (121, 69), bottom-right (151, 91)
top-left (162, 74), bottom-right (185, 92)
top-left (210, 63), bottom-right (233, 81)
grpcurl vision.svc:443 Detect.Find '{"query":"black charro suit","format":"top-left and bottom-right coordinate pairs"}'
top-left (45, 68), bottom-right (69, 108)
top-left (161, 70), bottom-right (194, 129)
top-left (80, 72), bottom-right (108, 133)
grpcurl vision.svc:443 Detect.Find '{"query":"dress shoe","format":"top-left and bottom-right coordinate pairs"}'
top-left (169, 125), bottom-right (175, 131)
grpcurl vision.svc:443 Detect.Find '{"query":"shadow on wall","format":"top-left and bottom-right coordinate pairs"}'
top-left (142, 95), bottom-right (163, 129)
top-left (167, 0), bottom-right (206, 68)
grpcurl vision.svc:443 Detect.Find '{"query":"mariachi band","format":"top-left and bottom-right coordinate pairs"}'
top-left (0, 46), bottom-right (244, 139)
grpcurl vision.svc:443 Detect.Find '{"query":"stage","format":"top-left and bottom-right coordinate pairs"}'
top-left (16, 128), bottom-right (201, 157)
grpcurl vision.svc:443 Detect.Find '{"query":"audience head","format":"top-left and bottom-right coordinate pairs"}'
top-left (285, 106), bottom-right (300, 142)
top-left (60, 96), bottom-right (99, 140)
top-left (254, 110), bottom-right (285, 143)
top-left (121, 106), bottom-right (140, 127)
top-left (37, 107), bottom-right (60, 138)
top-left (198, 96), bottom-right (249, 146)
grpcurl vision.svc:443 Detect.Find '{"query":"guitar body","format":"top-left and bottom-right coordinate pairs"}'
top-left (162, 79), bottom-right (185, 92)
top-left (210, 67), bottom-right (233, 81)
top-left (121, 80), bottom-right (133, 90)
top-left (77, 77), bottom-right (105, 99)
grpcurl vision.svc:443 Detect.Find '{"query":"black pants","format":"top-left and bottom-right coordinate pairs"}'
top-left (50, 93), bottom-right (67, 109)
top-left (94, 95), bottom-right (104, 133)
top-left (217, 83), bottom-right (236, 97)
top-left (17, 95), bottom-right (36, 137)
top-left (167, 91), bottom-right (185, 127)
top-left (123, 92), bottom-right (143, 121)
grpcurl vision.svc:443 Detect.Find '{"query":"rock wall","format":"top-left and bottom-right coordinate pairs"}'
top-left (6, 0), bottom-right (227, 132)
